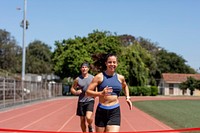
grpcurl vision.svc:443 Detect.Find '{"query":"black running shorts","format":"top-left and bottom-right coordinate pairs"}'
top-left (76, 100), bottom-right (94, 116)
top-left (95, 104), bottom-right (121, 127)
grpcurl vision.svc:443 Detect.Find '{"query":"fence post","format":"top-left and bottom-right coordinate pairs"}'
top-left (3, 78), bottom-right (5, 108)
top-left (21, 81), bottom-right (24, 104)
top-left (14, 79), bottom-right (16, 105)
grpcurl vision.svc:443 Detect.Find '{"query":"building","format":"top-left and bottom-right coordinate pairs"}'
top-left (159, 73), bottom-right (200, 96)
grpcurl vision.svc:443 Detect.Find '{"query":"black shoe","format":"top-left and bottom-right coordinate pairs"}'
top-left (88, 125), bottom-right (93, 132)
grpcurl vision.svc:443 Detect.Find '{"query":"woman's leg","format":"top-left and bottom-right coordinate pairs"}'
top-left (106, 106), bottom-right (121, 132)
top-left (106, 125), bottom-right (120, 132)
top-left (95, 126), bottom-right (106, 132)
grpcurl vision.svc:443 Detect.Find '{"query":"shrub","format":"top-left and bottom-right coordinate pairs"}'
top-left (141, 86), bottom-right (151, 96)
top-left (122, 86), bottom-right (158, 96)
top-left (151, 86), bottom-right (158, 96)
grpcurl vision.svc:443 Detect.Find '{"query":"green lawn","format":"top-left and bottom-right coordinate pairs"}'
top-left (133, 99), bottom-right (200, 132)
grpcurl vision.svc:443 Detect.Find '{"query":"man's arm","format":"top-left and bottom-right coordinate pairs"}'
top-left (70, 78), bottom-right (82, 95)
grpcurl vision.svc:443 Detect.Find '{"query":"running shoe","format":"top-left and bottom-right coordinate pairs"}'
top-left (88, 125), bottom-right (93, 132)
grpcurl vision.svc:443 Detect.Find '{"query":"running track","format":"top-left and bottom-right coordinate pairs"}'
top-left (0, 96), bottom-right (199, 133)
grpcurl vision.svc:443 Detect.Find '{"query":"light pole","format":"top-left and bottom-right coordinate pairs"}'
top-left (21, 0), bottom-right (27, 103)
top-left (22, 0), bottom-right (27, 81)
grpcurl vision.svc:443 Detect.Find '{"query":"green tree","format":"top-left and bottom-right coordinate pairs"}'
top-left (26, 40), bottom-right (53, 74)
top-left (118, 34), bottom-right (135, 46)
top-left (52, 30), bottom-right (197, 87)
top-left (137, 37), bottom-right (161, 53)
top-left (0, 29), bottom-right (22, 73)
top-left (52, 30), bottom-right (123, 79)
top-left (179, 77), bottom-right (200, 95)
top-left (52, 38), bottom-right (93, 79)
top-left (121, 43), bottom-right (150, 86)
top-left (137, 37), bottom-right (196, 84)
top-left (86, 30), bottom-right (122, 73)
top-left (196, 80), bottom-right (200, 89)
top-left (156, 49), bottom-right (196, 74)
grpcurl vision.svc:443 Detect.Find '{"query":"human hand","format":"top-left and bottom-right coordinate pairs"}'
top-left (126, 98), bottom-right (132, 110)
top-left (76, 89), bottom-right (82, 95)
top-left (102, 86), bottom-right (113, 96)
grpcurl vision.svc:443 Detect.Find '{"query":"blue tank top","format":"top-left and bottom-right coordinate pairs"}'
top-left (97, 72), bottom-right (122, 96)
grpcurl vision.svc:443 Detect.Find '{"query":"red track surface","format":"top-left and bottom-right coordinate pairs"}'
top-left (0, 96), bottom-right (199, 133)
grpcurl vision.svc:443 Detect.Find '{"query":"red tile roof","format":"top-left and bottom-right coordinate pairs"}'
top-left (162, 73), bottom-right (200, 83)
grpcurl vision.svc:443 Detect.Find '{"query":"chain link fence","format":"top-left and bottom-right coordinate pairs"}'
top-left (0, 77), bottom-right (63, 109)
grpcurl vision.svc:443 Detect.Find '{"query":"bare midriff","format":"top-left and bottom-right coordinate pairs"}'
top-left (99, 95), bottom-right (119, 106)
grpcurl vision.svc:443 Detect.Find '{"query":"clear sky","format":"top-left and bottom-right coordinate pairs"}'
top-left (1, 0), bottom-right (200, 72)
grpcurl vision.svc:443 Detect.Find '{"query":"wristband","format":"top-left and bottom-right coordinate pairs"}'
top-left (126, 96), bottom-right (131, 99)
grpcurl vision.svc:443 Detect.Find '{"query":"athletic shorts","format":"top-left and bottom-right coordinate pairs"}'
top-left (76, 100), bottom-right (94, 116)
top-left (95, 103), bottom-right (121, 127)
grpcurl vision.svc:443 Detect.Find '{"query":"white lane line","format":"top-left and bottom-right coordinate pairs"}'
top-left (20, 102), bottom-right (74, 130)
top-left (122, 116), bottom-right (137, 131)
top-left (0, 102), bottom-right (55, 123)
top-left (57, 113), bottom-right (76, 132)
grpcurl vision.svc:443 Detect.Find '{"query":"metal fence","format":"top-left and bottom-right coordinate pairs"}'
top-left (0, 77), bottom-right (63, 109)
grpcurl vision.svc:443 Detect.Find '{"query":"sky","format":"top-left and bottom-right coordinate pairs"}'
top-left (0, 0), bottom-right (200, 72)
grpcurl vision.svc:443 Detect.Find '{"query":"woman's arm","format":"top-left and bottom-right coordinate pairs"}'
top-left (86, 73), bottom-right (112, 97)
top-left (119, 74), bottom-right (133, 110)
top-left (86, 73), bottom-right (102, 97)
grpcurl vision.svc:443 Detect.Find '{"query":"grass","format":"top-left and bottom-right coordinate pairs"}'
top-left (132, 99), bottom-right (200, 133)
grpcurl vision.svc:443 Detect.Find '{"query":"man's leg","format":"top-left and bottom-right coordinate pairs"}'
top-left (80, 116), bottom-right (86, 132)
top-left (86, 111), bottom-right (94, 132)
top-left (86, 100), bottom-right (95, 132)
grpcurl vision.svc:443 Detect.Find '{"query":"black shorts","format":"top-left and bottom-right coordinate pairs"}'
top-left (76, 100), bottom-right (94, 116)
top-left (95, 104), bottom-right (121, 127)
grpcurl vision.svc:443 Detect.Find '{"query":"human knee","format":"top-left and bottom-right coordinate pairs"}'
top-left (86, 115), bottom-right (92, 120)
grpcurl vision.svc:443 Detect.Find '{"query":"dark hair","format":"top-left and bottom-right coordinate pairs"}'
top-left (91, 53), bottom-right (117, 72)
top-left (81, 62), bottom-right (89, 68)
top-left (101, 53), bottom-right (117, 70)
top-left (104, 53), bottom-right (117, 62)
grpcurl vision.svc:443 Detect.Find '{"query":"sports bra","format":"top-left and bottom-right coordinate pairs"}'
top-left (97, 72), bottom-right (122, 96)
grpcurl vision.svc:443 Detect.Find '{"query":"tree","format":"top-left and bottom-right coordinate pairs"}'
top-left (52, 30), bottom-right (197, 87)
top-left (0, 29), bottom-right (22, 73)
top-left (86, 30), bottom-right (122, 73)
top-left (137, 37), bottom-right (161, 53)
top-left (137, 37), bottom-right (196, 84)
top-left (179, 77), bottom-right (200, 95)
top-left (179, 81), bottom-right (188, 95)
top-left (196, 80), bottom-right (200, 89)
top-left (120, 43), bottom-right (151, 86)
top-left (118, 34), bottom-right (135, 46)
top-left (52, 37), bottom-right (93, 79)
top-left (156, 49), bottom-right (196, 74)
top-left (53, 30), bottom-right (124, 79)
top-left (26, 40), bottom-right (53, 74)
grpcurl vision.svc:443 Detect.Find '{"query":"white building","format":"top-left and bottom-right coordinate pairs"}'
top-left (159, 73), bottom-right (200, 96)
